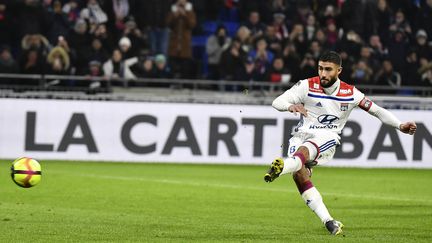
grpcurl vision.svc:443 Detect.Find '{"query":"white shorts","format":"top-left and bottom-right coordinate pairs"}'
top-left (287, 132), bottom-right (339, 167)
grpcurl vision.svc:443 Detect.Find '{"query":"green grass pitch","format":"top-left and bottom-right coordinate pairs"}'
top-left (1, 160), bottom-right (432, 242)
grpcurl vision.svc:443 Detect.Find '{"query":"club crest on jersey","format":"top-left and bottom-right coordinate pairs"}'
top-left (313, 83), bottom-right (319, 89)
top-left (340, 103), bottom-right (348, 111)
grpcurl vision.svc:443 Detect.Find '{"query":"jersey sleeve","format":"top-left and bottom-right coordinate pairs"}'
top-left (272, 79), bottom-right (308, 111)
top-left (354, 88), bottom-right (401, 129)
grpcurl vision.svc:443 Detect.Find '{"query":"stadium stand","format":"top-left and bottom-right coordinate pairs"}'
top-left (0, 0), bottom-right (430, 96)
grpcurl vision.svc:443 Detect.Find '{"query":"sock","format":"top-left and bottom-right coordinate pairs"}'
top-left (280, 152), bottom-right (305, 175)
top-left (300, 185), bottom-right (333, 224)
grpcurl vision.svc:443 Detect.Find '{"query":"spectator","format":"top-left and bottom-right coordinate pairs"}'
top-left (122, 17), bottom-right (147, 57)
top-left (0, 1), bottom-right (13, 46)
top-left (267, 56), bottom-right (291, 84)
top-left (166, 0), bottom-right (196, 79)
top-left (308, 40), bottom-right (322, 60)
top-left (82, 60), bottom-right (106, 90)
top-left (0, 46), bottom-right (19, 77)
top-left (80, 0), bottom-right (108, 28)
top-left (235, 56), bottom-right (260, 84)
top-left (21, 33), bottom-right (51, 51)
top-left (336, 30), bottom-right (363, 60)
top-left (271, 12), bottom-right (289, 44)
top-left (368, 34), bottom-right (388, 61)
top-left (103, 49), bottom-right (138, 84)
top-left (389, 9), bottom-right (412, 38)
top-left (243, 11), bottom-right (267, 41)
top-left (338, 50), bottom-right (355, 82)
top-left (289, 23), bottom-right (307, 56)
top-left (46, 46), bottom-right (70, 75)
top-left (304, 14), bottom-right (317, 42)
top-left (351, 59), bottom-right (373, 85)
top-left (84, 60), bottom-right (104, 77)
top-left (235, 26), bottom-right (253, 53)
top-left (130, 56), bottom-right (156, 80)
top-left (324, 19), bottom-right (338, 50)
top-left (340, 0), bottom-right (365, 37)
top-left (154, 54), bottom-right (172, 79)
top-left (319, 4), bottom-right (337, 29)
top-left (417, 0), bottom-right (432, 39)
top-left (374, 0), bottom-right (392, 46)
top-left (387, 29), bottom-right (408, 72)
top-left (269, 0), bottom-right (288, 18)
top-left (264, 25), bottom-right (283, 55)
top-left (299, 52), bottom-right (316, 79)
top-left (314, 29), bottom-right (328, 51)
top-left (118, 36), bottom-right (134, 59)
top-left (92, 23), bottom-right (115, 52)
top-left (62, 0), bottom-right (80, 24)
top-left (359, 45), bottom-right (380, 74)
top-left (47, 0), bottom-right (71, 44)
top-left (68, 19), bottom-right (91, 74)
top-left (413, 29), bottom-right (432, 60)
top-left (206, 25), bottom-right (231, 80)
top-left (14, 0), bottom-right (51, 40)
top-left (19, 49), bottom-right (45, 85)
top-left (20, 34), bottom-right (51, 64)
top-left (281, 42), bottom-right (301, 82)
top-left (87, 38), bottom-right (109, 65)
top-left (112, 0), bottom-right (130, 33)
top-left (220, 38), bottom-right (246, 81)
top-left (292, 1), bottom-right (312, 27)
top-left (418, 57), bottom-right (432, 86)
top-left (133, 0), bottom-right (171, 56)
top-left (375, 59), bottom-right (401, 88)
top-left (249, 37), bottom-right (274, 81)
top-left (402, 50), bottom-right (422, 87)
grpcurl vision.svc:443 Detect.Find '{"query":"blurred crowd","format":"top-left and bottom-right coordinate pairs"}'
top-left (0, 0), bottom-right (431, 90)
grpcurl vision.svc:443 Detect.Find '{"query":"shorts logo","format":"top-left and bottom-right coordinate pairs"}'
top-left (340, 103), bottom-right (348, 111)
top-left (317, 114), bottom-right (339, 125)
top-left (289, 146), bottom-right (296, 154)
top-left (316, 102), bottom-right (322, 107)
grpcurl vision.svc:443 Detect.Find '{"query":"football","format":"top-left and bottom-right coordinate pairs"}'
top-left (11, 157), bottom-right (42, 188)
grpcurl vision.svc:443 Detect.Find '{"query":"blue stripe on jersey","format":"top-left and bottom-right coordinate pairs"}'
top-left (319, 139), bottom-right (335, 149)
top-left (320, 142), bottom-right (337, 152)
top-left (308, 93), bottom-right (354, 101)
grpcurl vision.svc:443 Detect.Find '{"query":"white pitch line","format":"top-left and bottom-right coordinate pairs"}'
top-left (72, 172), bottom-right (432, 205)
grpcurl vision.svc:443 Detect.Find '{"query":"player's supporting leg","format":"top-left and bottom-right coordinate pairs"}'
top-left (293, 167), bottom-right (343, 235)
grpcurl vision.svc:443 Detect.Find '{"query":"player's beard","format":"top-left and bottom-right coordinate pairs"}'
top-left (320, 76), bottom-right (337, 88)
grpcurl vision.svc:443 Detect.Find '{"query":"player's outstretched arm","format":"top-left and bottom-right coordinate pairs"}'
top-left (360, 97), bottom-right (416, 135)
top-left (399, 121), bottom-right (417, 135)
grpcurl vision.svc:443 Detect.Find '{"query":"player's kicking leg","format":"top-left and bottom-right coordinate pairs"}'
top-left (263, 157), bottom-right (284, 182)
top-left (263, 145), bottom-right (308, 183)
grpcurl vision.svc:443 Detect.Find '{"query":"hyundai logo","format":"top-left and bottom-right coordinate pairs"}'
top-left (317, 115), bottom-right (339, 125)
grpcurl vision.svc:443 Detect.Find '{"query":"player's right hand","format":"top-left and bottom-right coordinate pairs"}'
top-left (288, 104), bottom-right (308, 117)
top-left (399, 121), bottom-right (416, 135)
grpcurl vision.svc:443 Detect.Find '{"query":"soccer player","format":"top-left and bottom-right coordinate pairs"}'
top-left (264, 51), bottom-right (417, 235)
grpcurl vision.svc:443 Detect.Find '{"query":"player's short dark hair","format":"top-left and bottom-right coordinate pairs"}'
top-left (319, 51), bottom-right (342, 66)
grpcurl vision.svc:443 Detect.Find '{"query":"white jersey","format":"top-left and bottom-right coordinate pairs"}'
top-left (273, 76), bottom-right (376, 143)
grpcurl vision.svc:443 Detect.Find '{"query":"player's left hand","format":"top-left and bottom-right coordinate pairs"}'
top-left (400, 121), bottom-right (416, 135)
